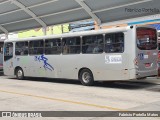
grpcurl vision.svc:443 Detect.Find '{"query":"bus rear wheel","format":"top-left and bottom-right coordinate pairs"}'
top-left (79, 69), bottom-right (94, 86)
top-left (16, 68), bottom-right (24, 80)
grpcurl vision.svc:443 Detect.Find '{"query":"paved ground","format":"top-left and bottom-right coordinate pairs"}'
top-left (0, 76), bottom-right (160, 120)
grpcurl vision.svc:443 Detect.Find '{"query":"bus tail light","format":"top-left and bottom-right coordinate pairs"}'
top-left (134, 57), bottom-right (138, 66)
top-left (157, 58), bottom-right (159, 69)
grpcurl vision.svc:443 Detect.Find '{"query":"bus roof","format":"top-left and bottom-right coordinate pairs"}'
top-left (4, 25), bottom-right (157, 43)
top-left (5, 26), bottom-right (132, 42)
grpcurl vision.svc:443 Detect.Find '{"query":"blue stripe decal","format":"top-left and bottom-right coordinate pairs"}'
top-left (128, 19), bottom-right (160, 25)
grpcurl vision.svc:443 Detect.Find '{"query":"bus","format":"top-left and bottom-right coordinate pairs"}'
top-left (158, 37), bottom-right (160, 76)
top-left (0, 41), bottom-right (4, 72)
top-left (158, 37), bottom-right (160, 58)
top-left (3, 25), bottom-right (158, 86)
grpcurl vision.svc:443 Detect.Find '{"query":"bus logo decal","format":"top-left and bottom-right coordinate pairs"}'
top-left (35, 54), bottom-right (54, 71)
top-left (105, 55), bottom-right (122, 64)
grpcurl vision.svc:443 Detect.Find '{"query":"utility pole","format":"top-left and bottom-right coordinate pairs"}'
top-left (61, 25), bottom-right (64, 33)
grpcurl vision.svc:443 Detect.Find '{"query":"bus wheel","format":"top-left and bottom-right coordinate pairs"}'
top-left (16, 68), bottom-right (24, 80)
top-left (79, 69), bottom-right (94, 86)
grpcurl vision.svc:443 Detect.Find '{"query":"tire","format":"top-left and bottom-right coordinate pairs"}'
top-left (79, 69), bottom-right (94, 86)
top-left (16, 68), bottom-right (24, 80)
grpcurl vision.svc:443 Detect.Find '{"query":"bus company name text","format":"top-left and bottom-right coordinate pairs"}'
top-left (105, 55), bottom-right (122, 64)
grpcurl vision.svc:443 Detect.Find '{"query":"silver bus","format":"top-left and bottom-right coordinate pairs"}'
top-left (3, 25), bottom-right (158, 86)
top-left (0, 41), bottom-right (4, 71)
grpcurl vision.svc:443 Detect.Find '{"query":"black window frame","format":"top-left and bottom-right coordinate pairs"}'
top-left (15, 41), bottom-right (29, 56)
top-left (82, 34), bottom-right (104, 54)
top-left (105, 32), bottom-right (124, 53)
top-left (45, 38), bottom-right (62, 55)
top-left (62, 37), bottom-right (81, 54)
top-left (29, 40), bottom-right (44, 55)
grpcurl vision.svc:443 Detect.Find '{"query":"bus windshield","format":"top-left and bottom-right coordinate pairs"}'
top-left (137, 28), bottom-right (157, 50)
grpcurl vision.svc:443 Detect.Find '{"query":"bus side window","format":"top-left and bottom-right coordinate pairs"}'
top-left (105, 33), bottom-right (124, 53)
top-left (29, 40), bottom-right (44, 55)
top-left (15, 42), bottom-right (28, 56)
top-left (62, 37), bottom-right (80, 54)
top-left (45, 38), bottom-right (61, 55)
top-left (82, 35), bottom-right (103, 54)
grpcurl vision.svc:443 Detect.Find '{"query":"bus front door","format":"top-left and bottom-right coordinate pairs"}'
top-left (3, 42), bottom-right (14, 76)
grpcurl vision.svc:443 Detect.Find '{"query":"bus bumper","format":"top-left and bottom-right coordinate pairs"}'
top-left (136, 69), bottom-right (158, 78)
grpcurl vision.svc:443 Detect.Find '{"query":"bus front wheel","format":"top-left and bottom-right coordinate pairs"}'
top-left (16, 68), bottom-right (24, 80)
top-left (79, 69), bottom-right (94, 86)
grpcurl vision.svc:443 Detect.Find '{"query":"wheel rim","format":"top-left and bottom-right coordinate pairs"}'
top-left (82, 72), bottom-right (91, 83)
top-left (17, 69), bottom-right (23, 78)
